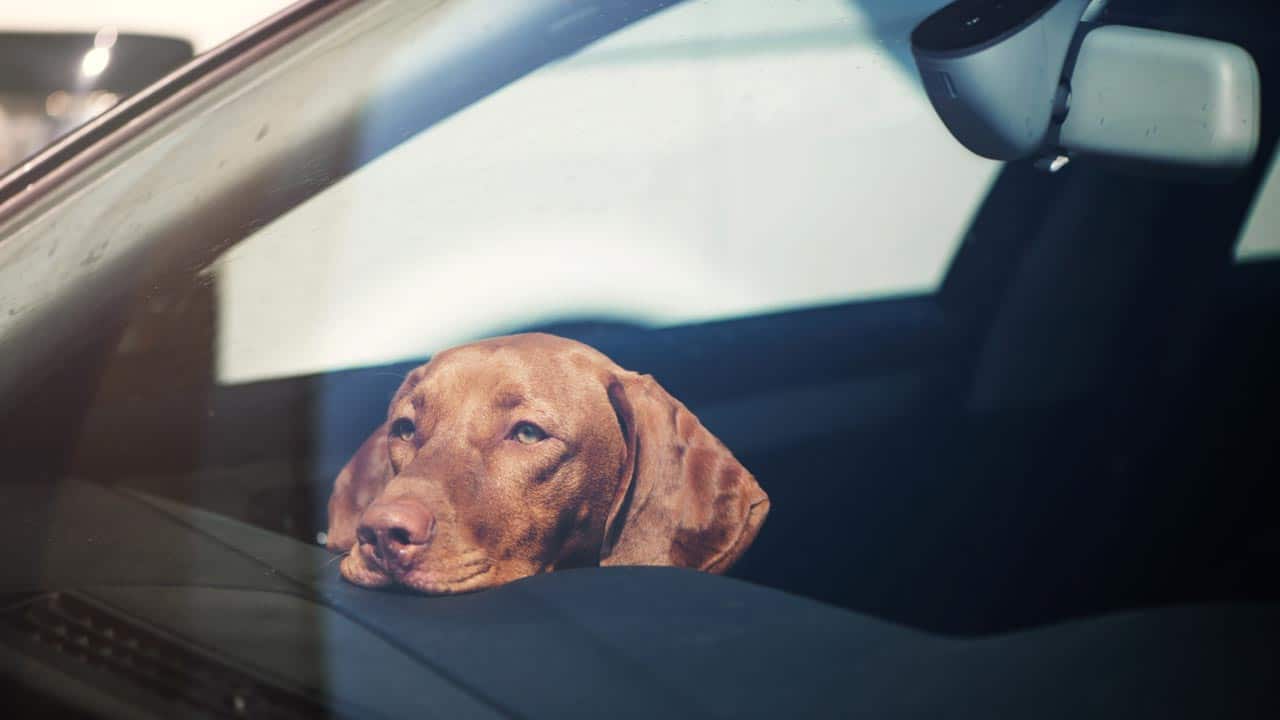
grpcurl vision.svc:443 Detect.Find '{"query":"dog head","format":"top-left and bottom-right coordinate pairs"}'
top-left (328, 333), bottom-right (769, 594)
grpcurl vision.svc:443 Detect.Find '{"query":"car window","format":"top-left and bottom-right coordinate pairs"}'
top-left (0, 0), bottom-right (1278, 686)
top-left (1237, 149), bottom-right (1280, 262)
top-left (213, 0), bottom-right (999, 383)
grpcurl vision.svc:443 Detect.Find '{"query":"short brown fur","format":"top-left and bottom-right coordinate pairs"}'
top-left (327, 333), bottom-right (769, 594)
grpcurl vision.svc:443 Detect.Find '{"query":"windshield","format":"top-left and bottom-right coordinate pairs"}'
top-left (1, 0), bottom-right (1278, 716)
top-left (216, 0), bottom-right (998, 383)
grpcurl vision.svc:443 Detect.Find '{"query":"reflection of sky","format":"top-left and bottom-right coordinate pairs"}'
top-left (215, 0), bottom-right (998, 384)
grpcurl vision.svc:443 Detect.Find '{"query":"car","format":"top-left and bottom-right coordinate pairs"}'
top-left (1, 0), bottom-right (1278, 717)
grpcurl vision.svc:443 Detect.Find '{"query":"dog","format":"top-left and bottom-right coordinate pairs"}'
top-left (326, 333), bottom-right (769, 594)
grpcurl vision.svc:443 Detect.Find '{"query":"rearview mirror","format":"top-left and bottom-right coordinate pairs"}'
top-left (911, 0), bottom-right (1261, 177)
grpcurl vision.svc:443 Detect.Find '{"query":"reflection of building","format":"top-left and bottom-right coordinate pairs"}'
top-left (0, 31), bottom-right (191, 173)
top-left (0, 2), bottom-right (293, 174)
top-left (0, 94), bottom-right (55, 170)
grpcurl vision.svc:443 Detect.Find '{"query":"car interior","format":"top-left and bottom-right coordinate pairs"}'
top-left (1, 0), bottom-right (1278, 717)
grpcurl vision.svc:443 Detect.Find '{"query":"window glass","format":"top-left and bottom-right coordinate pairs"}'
top-left (1236, 149), bottom-right (1280, 262)
top-left (1, 2), bottom-right (1278, 694)
top-left (213, 0), bottom-right (999, 384)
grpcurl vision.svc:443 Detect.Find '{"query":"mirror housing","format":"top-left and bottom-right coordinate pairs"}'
top-left (912, 0), bottom-right (1091, 161)
top-left (911, 0), bottom-right (1261, 175)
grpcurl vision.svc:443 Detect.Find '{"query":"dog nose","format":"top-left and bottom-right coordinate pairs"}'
top-left (356, 500), bottom-right (436, 573)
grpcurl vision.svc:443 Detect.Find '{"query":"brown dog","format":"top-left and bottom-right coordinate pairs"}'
top-left (326, 333), bottom-right (769, 594)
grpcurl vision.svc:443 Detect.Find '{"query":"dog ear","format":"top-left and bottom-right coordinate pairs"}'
top-left (601, 373), bottom-right (769, 573)
top-left (325, 424), bottom-right (392, 553)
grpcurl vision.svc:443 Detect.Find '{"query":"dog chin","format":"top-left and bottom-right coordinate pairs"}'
top-left (396, 564), bottom-right (497, 595)
top-left (339, 554), bottom-right (495, 595)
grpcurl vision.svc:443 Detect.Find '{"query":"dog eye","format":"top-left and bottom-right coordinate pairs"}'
top-left (511, 422), bottom-right (548, 444)
top-left (389, 417), bottom-right (416, 442)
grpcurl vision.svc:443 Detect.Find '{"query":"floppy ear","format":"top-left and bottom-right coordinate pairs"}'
top-left (601, 373), bottom-right (769, 573)
top-left (325, 424), bottom-right (392, 553)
